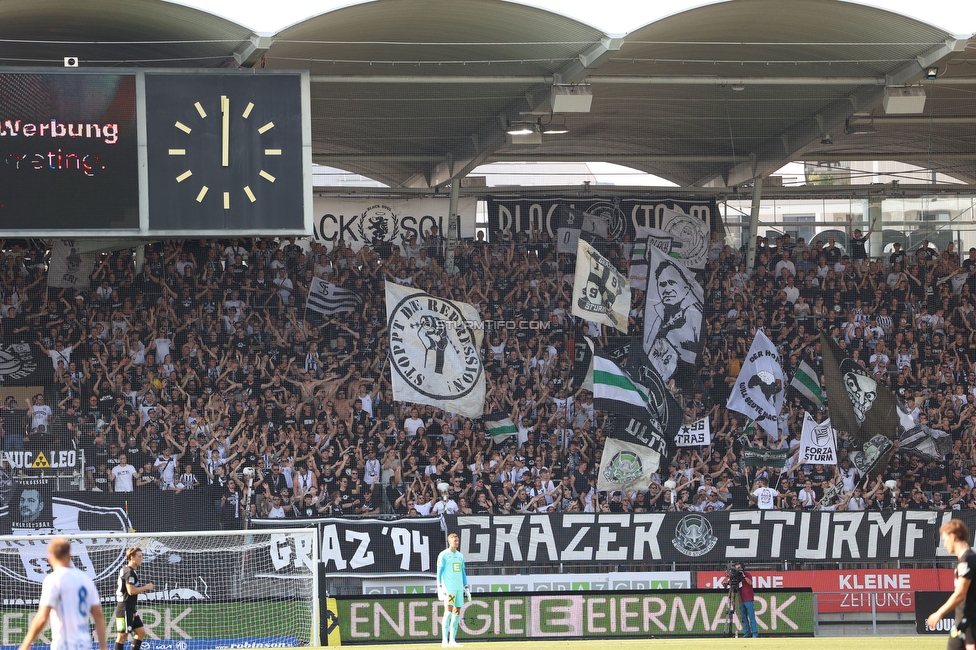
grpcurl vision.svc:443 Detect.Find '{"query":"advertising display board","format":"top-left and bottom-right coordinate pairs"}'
top-left (0, 68), bottom-right (312, 237)
top-left (0, 73), bottom-right (138, 230)
top-left (915, 591), bottom-right (954, 634)
top-left (697, 568), bottom-right (954, 613)
top-left (329, 590), bottom-right (814, 643)
top-left (362, 571), bottom-right (693, 594)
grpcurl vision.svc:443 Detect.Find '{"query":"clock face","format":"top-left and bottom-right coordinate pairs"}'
top-left (145, 74), bottom-right (305, 232)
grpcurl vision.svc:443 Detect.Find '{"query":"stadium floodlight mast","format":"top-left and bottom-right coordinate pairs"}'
top-left (0, 529), bottom-right (319, 647)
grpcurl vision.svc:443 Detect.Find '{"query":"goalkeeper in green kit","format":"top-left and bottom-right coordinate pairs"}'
top-left (437, 533), bottom-right (469, 647)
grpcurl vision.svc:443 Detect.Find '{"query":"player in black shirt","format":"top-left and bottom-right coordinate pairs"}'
top-left (928, 519), bottom-right (976, 650)
top-left (114, 547), bottom-right (154, 650)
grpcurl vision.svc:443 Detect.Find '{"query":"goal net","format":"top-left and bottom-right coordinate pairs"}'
top-left (0, 529), bottom-right (318, 649)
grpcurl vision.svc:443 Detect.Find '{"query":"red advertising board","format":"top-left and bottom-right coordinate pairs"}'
top-left (697, 569), bottom-right (954, 613)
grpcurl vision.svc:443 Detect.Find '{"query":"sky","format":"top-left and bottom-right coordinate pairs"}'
top-left (172, 0), bottom-right (976, 36)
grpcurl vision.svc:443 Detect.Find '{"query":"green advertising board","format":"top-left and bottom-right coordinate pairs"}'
top-left (1, 601), bottom-right (309, 649)
top-left (333, 590), bottom-right (814, 643)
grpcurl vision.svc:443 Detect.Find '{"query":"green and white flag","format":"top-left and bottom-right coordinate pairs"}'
top-left (742, 446), bottom-right (791, 468)
top-left (592, 354), bottom-right (669, 456)
top-left (791, 359), bottom-right (822, 405)
top-left (484, 411), bottom-right (517, 441)
top-left (597, 437), bottom-right (661, 493)
top-left (593, 355), bottom-right (649, 410)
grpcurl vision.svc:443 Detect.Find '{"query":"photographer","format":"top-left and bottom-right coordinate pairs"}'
top-left (732, 561), bottom-right (758, 638)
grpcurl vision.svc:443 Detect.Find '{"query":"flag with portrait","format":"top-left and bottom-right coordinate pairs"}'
top-left (48, 239), bottom-right (96, 289)
top-left (642, 246), bottom-right (703, 383)
top-left (820, 333), bottom-right (899, 476)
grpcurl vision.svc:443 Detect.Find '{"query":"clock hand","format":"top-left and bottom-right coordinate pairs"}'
top-left (221, 95), bottom-right (229, 167)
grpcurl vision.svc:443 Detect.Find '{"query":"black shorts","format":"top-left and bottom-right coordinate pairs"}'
top-left (948, 626), bottom-right (975, 650)
top-left (114, 607), bottom-right (144, 634)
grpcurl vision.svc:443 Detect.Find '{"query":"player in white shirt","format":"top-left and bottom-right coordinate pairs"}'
top-left (19, 537), bottom-right (108, 650)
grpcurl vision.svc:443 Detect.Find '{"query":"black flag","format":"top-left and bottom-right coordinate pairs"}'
top-left (820, 333), bottom-right (899, 475)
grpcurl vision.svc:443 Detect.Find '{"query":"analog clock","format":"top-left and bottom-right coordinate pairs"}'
top-left (145, 73), bottom-right (306, 232)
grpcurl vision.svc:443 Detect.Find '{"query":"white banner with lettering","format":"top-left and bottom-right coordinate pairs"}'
top-left (312, 197), bottom-right (477, 250)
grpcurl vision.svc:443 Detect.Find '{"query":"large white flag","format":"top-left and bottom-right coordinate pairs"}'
top-left (642, 245), bottom-right (704, 382)
top-left (799, 412), bottom-right (837, 465)
top-left (726, 330), bottom-right (785, 438)
top-left (596, 437), bottom-right (661, 493)
top-left (385, 282), bottom-right (485, 418)
top-left (659, 205), bottom-right (709, 269)
top-left (306, 278), bottom-right (362, 315)
top-left (48, 239), bottom-right (96, 289)
top-left (572, 238), bottom-right (630, 333)
top-left (674, 417), bottom-right (711, 447)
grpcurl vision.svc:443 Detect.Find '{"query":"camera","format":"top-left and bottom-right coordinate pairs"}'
top-left (726, 563), bottom-right (743, 591)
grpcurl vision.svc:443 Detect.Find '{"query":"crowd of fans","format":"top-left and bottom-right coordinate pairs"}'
top-left (0, 223), bottom-right (974, 528)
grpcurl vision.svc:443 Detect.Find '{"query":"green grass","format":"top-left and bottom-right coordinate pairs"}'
top-left (351, 639), bottom-right (945, 650)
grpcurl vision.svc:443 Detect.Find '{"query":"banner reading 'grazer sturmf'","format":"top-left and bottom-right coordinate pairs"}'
top-left (447, 511), bottom-right (969, 565)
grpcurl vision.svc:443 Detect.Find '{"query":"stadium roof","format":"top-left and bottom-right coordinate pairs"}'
top-left (2, 0), bottom-right (974, 189)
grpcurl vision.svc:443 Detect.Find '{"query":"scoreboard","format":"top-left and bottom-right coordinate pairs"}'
top-left (0, 69), bottom-right (311, 236)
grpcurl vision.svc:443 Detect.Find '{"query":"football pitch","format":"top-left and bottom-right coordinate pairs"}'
top-left (338, 639), bottom-right (946, 650)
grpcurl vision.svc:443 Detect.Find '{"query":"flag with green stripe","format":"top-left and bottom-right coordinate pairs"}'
top-left (791, 359), bottom-right (822, 405)
top-left (592, 354), bottom-right (669, 456)
top-left (484, 411), bottom-right (517, 441)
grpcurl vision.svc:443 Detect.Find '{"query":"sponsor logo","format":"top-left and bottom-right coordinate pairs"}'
top-left (672, 514), bottom-right (718, 557)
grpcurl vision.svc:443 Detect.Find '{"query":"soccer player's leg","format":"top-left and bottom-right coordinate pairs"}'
top-left (114, 607), bottom-right (134, 650)
top-left (131, 614), bottom-right (147, 650)
top-left (441, 593), bottom-right (456, 647)
top-left (448, 589), bottom-right (464, 646)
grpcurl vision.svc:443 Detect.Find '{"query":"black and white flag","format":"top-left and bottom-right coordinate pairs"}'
top-left (820, 333), bottom-right (899, 475)
top-left (659, 205), bottom-right (710, 269)
top-left (48, 239), bottom-right (96, 289)
top-left (642, 246), bottom-right (703, 383)
top-left (727, 331), bottom-right (785, 439)
top-left (572, 238), bottom-right (630, 333)
top-left (674, 417), bottom-right (711, 447)
top-left (385, 282), bottom-right (485, 418)
top-left (306, 277), bottom-right (362, 315)
top-left (798, 412), bottom-right (836, 465)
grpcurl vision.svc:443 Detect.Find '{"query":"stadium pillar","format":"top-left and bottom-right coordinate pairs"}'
top-left (445, 181), bottom-right (460, 275)
top-left (745, 176), bottom-right (764, 270)
top-left (867, 197), bottom-right (883, 258)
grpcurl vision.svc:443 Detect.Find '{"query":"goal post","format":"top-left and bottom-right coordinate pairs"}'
top-left (0, 529), bottom-right (319, 649)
